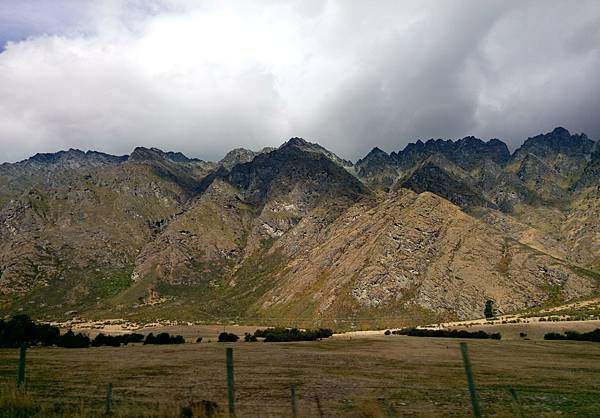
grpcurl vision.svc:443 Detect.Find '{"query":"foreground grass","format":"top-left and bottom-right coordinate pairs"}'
top-left (0, 336), bottom-right (599, 417)
top-left (0, 385), bottom-right (224, 418)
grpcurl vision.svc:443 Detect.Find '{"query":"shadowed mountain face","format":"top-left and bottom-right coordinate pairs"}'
top-left (0, 128), bottom-right (598, 326)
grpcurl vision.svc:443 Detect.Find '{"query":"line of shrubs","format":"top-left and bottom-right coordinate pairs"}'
top-left (91, 333), bottom-right (145, 347)
top-left (0, 315), bottom-right (94, 348)
top-left (0, 315), bottom-right (61, 348)
top-left (217, 328), bottom-right (334, 343)
top-left (143, 332), bottom-right (185, 345)
top-left (253, 327), bottom-right (333, 342)
top-left (544, 329), bottom-right (600, 342)
top-left (389, 327), bottom-right (501, 340)
top-left (0, 315), bottom-right (187, 348)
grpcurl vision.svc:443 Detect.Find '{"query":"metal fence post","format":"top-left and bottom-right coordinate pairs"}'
top-left (315, 395), bottom-right (324, 418)
top-left (460, 342), bottom-right (482, 418)
top-left (226, 347), bottom-right (235, 416)
top-left (510, 388), bottom-right (524, 418)
top-left (17, 345), bottom-right (26, 390)
top-left (105, 382), bottom-right (113, 415)
top-left (290, 385), bottom-right (298, 418)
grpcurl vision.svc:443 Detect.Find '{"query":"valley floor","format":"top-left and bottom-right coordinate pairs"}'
top-left (1, 334), bottom-right (599, 417)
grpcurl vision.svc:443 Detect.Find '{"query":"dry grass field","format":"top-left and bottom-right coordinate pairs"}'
top-left (1, 334), bottom-right (599, 417)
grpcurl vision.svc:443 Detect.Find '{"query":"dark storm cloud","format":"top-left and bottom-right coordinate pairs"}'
top-left (0, 0), bottom-right (598, 163)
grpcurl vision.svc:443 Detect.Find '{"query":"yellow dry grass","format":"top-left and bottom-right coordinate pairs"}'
top-left (0, 336), bottom-right (599, 417)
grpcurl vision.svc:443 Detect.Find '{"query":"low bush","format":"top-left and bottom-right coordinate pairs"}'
top-left (91, 333), bottom-right (144, 347)
top-left (56, 330), bottom-right (90, 348)
top-left (544, 329), bottom-right (600, 342)
top-left (218, 332), bottom-right (239, 343)
top-left (143, 332), bottom-right (185, 345)
top-left (253, 327), bottom-right (333, 342)
top-left (0, 315), bottom-right (60, 347)
top-left (391, 327), bottom-right (501, 340)
top-left (244, 333), bottom-right (257, 342)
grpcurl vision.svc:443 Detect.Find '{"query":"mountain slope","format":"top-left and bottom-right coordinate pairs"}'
top-left (0, 129), bottom-right (598, 326)
top-left (0, 149), bottom-right (213, 314)
top-left (254, 190), bottom-right (596, 324)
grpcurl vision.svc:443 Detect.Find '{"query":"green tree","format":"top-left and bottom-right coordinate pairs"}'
top-left (484, 300), bottom-right (495, 318)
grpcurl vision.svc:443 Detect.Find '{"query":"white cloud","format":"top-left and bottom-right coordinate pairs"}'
top-left (0, 0), bottom-right (599, 162)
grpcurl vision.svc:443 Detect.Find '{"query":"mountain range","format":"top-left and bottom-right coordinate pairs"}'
top-left (1, 127), bottom-right (599, 328)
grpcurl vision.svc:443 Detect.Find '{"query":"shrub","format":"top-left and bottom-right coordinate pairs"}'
top-left (253, 328), bottom-right (333, 342)
top-left (0, 316), bottom-right (150, 349)
top-left (91, 333), bottom-right (121, 347)
top-left (384, 330), bottom-right (391, 336)
top-left (57, 330), bottom-right (90, 348)
top-left (0, 315), bottom-right (60, 347)
top-left (391, 327), bottom-right (501, 340)
top-left (144, 332), bottom-right (185, 345)
top-left (244, 333), bottom-right (257, 342)
top-left (484, 300), bottom-right (495, 318)
top-left (196, 337), bottom-right (203, 343)
top-left (218, 332), bottom-right (239, 343)
top-left (519, 332), bottom-right (527, 338)
top-left (90, 333), bottom-right (144, 347)
top-left (121, 333), bottom-right (145, 344)
top-left (544, 329), bottom-right (600, 342)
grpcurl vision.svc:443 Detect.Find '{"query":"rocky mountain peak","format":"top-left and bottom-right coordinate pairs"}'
top-left (366, 146), bottom-right (387, 157)
top-left (29, 148), bottom-right (85, 163)
top-left (552, 126), bottom-right (570, 136)
top-left (278, 137), bottom-right (354, 169)
top-left (283, 137), bottom-right (310, 148)
top-left (130, 147), bottom-right (202, 163)
top-left (515, 127), bottom-right (594, 159)
top-left (130, 147), bottom-right (167, 161)
top-left (23, 149), bottom-right (127, 167)
top-left (219, 148), bottom-right (261, 170)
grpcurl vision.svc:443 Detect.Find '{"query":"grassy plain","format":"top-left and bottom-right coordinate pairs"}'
top-left (0, 334), bottom-right (599, 417)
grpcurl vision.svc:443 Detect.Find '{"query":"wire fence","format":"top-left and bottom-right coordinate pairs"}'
top-left (0, 338), bottom-right (598, 417)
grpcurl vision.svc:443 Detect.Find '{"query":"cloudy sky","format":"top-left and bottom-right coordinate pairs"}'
top-left (0, 0), bottom-right (599, 163)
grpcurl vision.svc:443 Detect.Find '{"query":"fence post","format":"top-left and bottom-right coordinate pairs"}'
top-left (510, 388), bottom-right (524, 418)
top-left (460, 342), bottom-right (482, 418)
top-left (105, 382), bottom-right (113, 415)
top-left (226, 347), bottom-right (235, 417)
top-left (315, 395), bottom-right (324, 418)
top-left (290, 385), bottom-right (298, 418)
top-left (17, 345), bottom-right (26, 390)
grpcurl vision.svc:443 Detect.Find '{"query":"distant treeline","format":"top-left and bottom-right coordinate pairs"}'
top-left (1, 315), bottom-right (338, 347)
top-left (216, 328), bottom-right (334, 343)
top-left (253, 328), bottom-right (333, 342)
top-left (92, 333), bottom-right (145, 347)
top-left (0, 315), bottom-right (185, 348)
top-left (0, 315), bottom-right (61, 348)
top-left (544, 329), bottom-right (600, 342)
top-left (390, 327), bottom-right (501, 340)
top-left (143, 332), bottom-right (185, 345)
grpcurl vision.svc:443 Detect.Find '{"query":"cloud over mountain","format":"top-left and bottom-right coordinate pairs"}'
top-left (0, 0), bottom-right (599, 162)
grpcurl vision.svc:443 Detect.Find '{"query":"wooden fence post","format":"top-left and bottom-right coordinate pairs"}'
top-left (460, 342), bottom-right (482, 418)
top-left (226, 347), bottom-right (235, 417)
